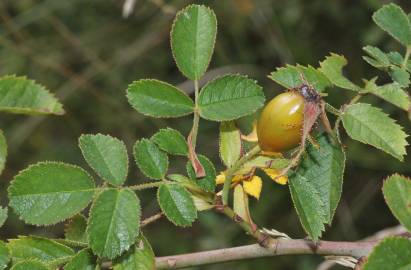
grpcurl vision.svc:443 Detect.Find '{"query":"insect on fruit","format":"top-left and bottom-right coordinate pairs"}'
top-left (257, 74), bottom-right (333, 177)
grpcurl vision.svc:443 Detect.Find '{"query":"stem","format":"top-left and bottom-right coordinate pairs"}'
top-left (190, 80), bottom-right (200, 149)
top-left (129, 181), bottom-right (167, 190)
top-left (141, 212), bottom-right (164, 227)
top-left (222, 145), bottom-right (261, 205)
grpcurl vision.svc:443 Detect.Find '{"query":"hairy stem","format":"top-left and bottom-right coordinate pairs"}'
top-left (129, 181), bottom-right (168, 190)
top-left (141, 212), bottom-right (164, 227)
top-left (190, 80), bottom-right (200, 149)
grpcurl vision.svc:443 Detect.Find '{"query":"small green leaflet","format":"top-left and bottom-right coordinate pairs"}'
top-left (364, 79), bottom-right (411, 111)
top-left (87, 189), bottom-right (141, 259)
top-left (186, 154), bottom-right (216, 192)
top-left (383, 174), bottom-right (411, 232)
top-left (362, 46), bottom-right (390, 68)
top-left (342, 103), bottom-right (408, 161)
top-left (389, 66), bottom-right (410, 87)
top-left (151, 128), bottom-right (188, 156)
top-left (198, 74), bottom-right (265, 121)
top-left (113, 234), bottom-right (155, 270)
top-left (133, 139), bottom-right (168, 180)
top-left (65, 214), bottom-right (88, 244)
top-left (8, 162), bottom-right (95, 225)
top-left (372, 3), bottom-right (411, 46)
top-left (233, 185), bottom-right (249, 222)
top-left (157, 183), bottom-right (197, 227)
top-left (319, 53), bottom-right (359, 91)
top-left (126, 79), bottom-right (194, 118)
top-left (64, 249), bottom-right (96, 270)
top-left (11, 260), bottom-right (49, 270)
top-left (219, 121), bottom-right (242, 168)
top-left (0, 75), bottom-right (64, 115)
top-left (79, 134), bottom-right (128, 186)
top-left (171, 4), bottom-right (217, 80)
top-left (0, 130), bottom-right (6, 176)
top-left (363, 237), bottom-right (411, 270)
top-left (0, 207), bottom-right (7, 228)
top-left (0, 241), bottom-right (9, 270)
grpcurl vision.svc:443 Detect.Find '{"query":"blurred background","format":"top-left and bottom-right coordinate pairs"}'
top-left (1, 0), bottom-right (411, 269)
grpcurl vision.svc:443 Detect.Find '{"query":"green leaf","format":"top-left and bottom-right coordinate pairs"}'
top-left (79, 134), bottom-right (128, 186)
top-left (64, 215), bottom-right (88, 244)
top-left (388, 51), bottom-right (404, 66)
top-left (11, 261), bottom-right (49, 270)
top-left (362, 46), bottom-right (390, 68)
top-left (0, 75), bottom-right (64, 115)
top-left (127, 79), bottom-right (194, 118)
top-left (8, 162), bottom-right (95, 225)
top-left (0, 207), bottom-right (7, 228)
top-left (198, 74), bottom-right (265, 121)
top-left (373, 3), bottom-right (411, 46)
top-left (390, 66), bottom-right (410, 87)
top-left (133, 139), bottom-right (168, 180)
top-left (171, 4), bottom-right (217, 80)
top-left (233, 185), bottom-right (249, 221)
top-left (64, 249), bottom-right (96, 270)
top-left (8, 236), bottom-right (74, 265)
top-left (342, 103), bottom-right (408, 161)
top-left (0, 241), bottom-right (10, 270)
top-left (383, 174), bottom-right (411, 232)
top-left (363, 237), bottom-right (411, 270)
top-left (113, 234), bottom-right (155, 270)
top-left (269, 64), bottom-right (331, 92)
top-left (87, 189), bottom-right (141, 259)
top-left (289, 135), bottom-right (345, 240)
top-left (219, 121), bottom-right (242, 168)
top-left (151, 128), bottom-right (188, 156)
top-left (319, 53), bottom-right (359, 91)
top-left (157, 183), bottom-right (197, 227)
top-left (186, 154), bottom-right (216, 192)
top-left (0, 130), bottom-right (6, 176)
top-left (364, 80), bottom-right (411, 111)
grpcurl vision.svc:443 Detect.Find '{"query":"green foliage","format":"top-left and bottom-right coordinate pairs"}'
top-left (363, 237), bottom-right (411, 270)
top-left (171, 5), bottom-right (217, 80)
top-left (8, 236), bottom-right (74, 265)
top-left (64, 249), bottom-right (96, 270)
top-left (11, 261), bottom-right (49, 270)
top-left (0, 75), bottom-right (64, 115)
top-left (0, 130), bottom-right (6, 176)
top-left (362, 46), bottom-right (390, 68)
top-left (157, 183), bottom-right (197, 227)
top-left (383, 174), bottom-right (411, 232)
top-left (198, 74), bottom-right (265, 121)
top-left (79, 134), bottom-right (128, 186)
top-left (319, 53), bottom-right (359, 91)
top-left (113, 234), bottom-right (155, 270)
top-left (133, 139), bottom-right (168, 180)
top-left (342, 103), bottom-right (408, 161)
top-left (0, 207), bottom-right (7, 228)
top-left (372, 3), bottom-right (411, 46)
top-left (64, 215), bottom-right (88, 244)
top-left (289, 135), bottom-right (345, 240)
top-left (389, 66), bottom-right (410, 87)
top-left (186, 154), bottom-right (216, 192)
top-left (0, 241), bottom-right (10, 270)
top-left (364, 79), bottom-right (411, 111)
top-left (151, 128), bottom-right (188, 156)
top-left (126, 80), bottom-right (194, 118)
top-left (8, 162), bottom-right (95, 225)
top-left (219, 121), bottom-right (241, 168)
top-left (87, 189), bottom-right (141, 259)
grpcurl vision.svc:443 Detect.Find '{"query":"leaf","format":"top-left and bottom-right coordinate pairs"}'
top-left (171, 4), bottom-right (217, 80)
top-left (390, 66), bottom-right (410, 87)
top-left (342, 103), bottom-right (408, 161)
top-left (157, 183), bottom-right (197, 227)
top-left (363, 237), bottom-right (411, 270)
top-left (87, 188), bottom-right (141, 259)
top-left (64, 249), bottom-right (96, 270)
top-left (11, 261), bottom-right (49, 270)
top-left (388, 51), bottom-right (404, 66)
top-left (289, 135), bottom-right (345, 240)
top-left (364, 79), bottom-right (411, 111)
top-left (126, 79), bottom-right (194, 118)
top-left (151, 128), bottom-right (188, 156)
top-left (362, 46), bottom-right (390, 68)
top-left (8, 236), bottom-right (74, 265)
top-left (192, 195), bottom-right (213, 211)
top-left (64, 215), bottom-right (88, 244)
top-left (373, 3), bottom-right (411, 46)
top-left (133, 139), bottom-right (168, 180)
top-left (319, 53), bottom-right (359, 91)
top-left (0, 130), bottom-right (6, 176)
top-left (186, 154), bottom-right (216, 192)
top-left (8, 162), bottom-right (95, 225)
top-left (0, 241), bottom-right (10, 270)
top-left (269, 64), bottom-right (331, 92)
top-left (0, 207), bottom-right (7, 228)
top-left (233, 185), bottom-right (249, 221)
top-left (0, 75), bottom-right (64, 115)
top-left (383, 174), bottom-right (411, 232)
top-left (79, 134), bottom-right (128, 186)
top-left (219, 121), bottom-right (242, 168)
top-left (113, 234), bottom-right (155, 270)
top-left (243, 176), bottom-right (263, 200)
top-left (198, 74), bottom-right (265, 121)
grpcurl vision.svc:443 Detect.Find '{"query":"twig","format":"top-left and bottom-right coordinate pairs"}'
top-left (141, 212), bottom-right (163, 227)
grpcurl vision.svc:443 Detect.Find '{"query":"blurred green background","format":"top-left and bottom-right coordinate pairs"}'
top-left (1, 0), bottom-right (410, 269)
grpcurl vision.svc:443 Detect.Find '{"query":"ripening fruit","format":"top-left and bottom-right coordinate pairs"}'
top-left (257, 91), bottom-right (304, 152)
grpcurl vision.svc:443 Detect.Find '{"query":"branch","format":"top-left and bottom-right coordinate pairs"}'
top-left (155, 239), bottom-right (378, 269)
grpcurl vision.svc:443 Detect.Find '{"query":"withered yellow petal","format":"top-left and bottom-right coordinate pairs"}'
top-left (263, 168), bottom-right (288, 185)
top-left (243, 176), bottom-right (262, 199)
top-left (216, 172), bottom-right (246, 185)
